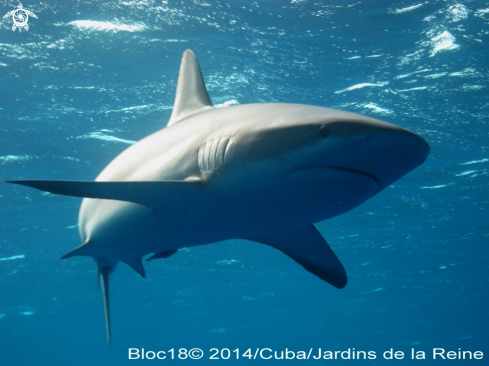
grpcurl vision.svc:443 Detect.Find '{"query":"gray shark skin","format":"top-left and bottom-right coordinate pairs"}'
top-left (8, 50), bottom-right (430, 345)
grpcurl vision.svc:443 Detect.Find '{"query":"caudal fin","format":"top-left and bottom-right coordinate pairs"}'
top-left (99, 265), bottom-right (113, 346)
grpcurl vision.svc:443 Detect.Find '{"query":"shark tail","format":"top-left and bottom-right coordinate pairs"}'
top-left (119, 256), bottom-right (146, 278)
top-left (61, 242), bottom-right (146, 278)
top-left (96, 265), bottom-right (101, 290)
top-left (96, 258), bottom-right (144, 346)
top-left (60, 241), bottom-right (92, 260)
top-left (61, 242), bottom-right (147, 345)
top-left (98, 264), bottom-right (114, 347)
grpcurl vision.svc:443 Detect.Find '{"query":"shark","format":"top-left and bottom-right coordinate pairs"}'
top-left (8, 50), bottom-right (430, 345)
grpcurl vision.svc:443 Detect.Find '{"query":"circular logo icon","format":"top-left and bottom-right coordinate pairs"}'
top-left (3, 3), bottom-right (38, 32)
top-left (13, 9), bottom-right (28, 28)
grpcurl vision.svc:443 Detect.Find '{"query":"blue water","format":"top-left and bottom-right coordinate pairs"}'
top-left (1, 0), bottom-right (488, 364)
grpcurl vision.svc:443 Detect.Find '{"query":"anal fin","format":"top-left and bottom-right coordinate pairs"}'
top-left (147, 249), bottom-right (178, 261)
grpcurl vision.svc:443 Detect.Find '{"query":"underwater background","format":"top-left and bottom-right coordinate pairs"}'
top-left (1, 0), bottom-right (488, 364)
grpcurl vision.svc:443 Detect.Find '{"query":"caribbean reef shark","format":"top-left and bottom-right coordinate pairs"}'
top-left (8, 50), bottom-right (430, 345)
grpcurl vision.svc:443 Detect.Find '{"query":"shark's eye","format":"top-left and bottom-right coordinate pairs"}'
top-left (319, 125), bottom-right (330, 138)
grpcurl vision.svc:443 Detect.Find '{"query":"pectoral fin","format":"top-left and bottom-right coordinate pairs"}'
top-left (249, 225), bottom-right (347, 289)
top-left (7, 179), bottom-right (203, 218)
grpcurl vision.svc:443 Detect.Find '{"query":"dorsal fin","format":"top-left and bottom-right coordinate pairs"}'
top-left (167, 49), bottom-right (213, 127)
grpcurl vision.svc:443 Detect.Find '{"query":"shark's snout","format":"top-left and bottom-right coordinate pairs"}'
top-left (347, 124), bottom-right (429, 194)
top-left (320, 119), bottom-right (429, 195)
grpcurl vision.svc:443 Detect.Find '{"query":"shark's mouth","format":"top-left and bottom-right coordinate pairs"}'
top-left (293, 165), bottom-right (379, 198)
top-left (322, 166), bottom-right (380, 196)
top-left (323, 166), bottom-right (379, 185)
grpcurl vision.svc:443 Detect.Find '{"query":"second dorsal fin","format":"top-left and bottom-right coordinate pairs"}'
top-left (167, 50), bottom-right (213, 127)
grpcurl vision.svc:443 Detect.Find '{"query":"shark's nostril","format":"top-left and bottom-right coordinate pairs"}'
top-left (417, 155), bottom-right (428, 167)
